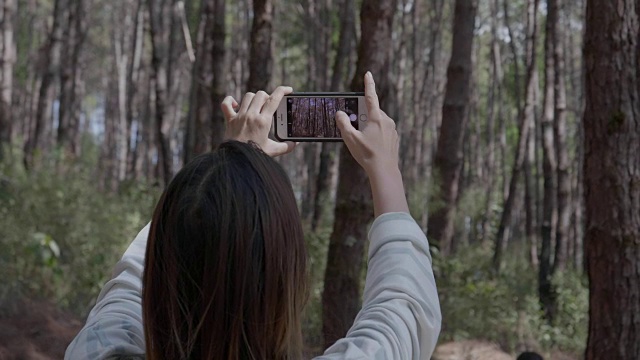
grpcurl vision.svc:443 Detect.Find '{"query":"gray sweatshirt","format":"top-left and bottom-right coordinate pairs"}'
top-left (65, 212), bottom-right (441, 359)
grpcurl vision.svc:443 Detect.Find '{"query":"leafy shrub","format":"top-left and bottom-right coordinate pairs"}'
top-left (0, 147), bottom-right (159, 316)
top-left (300, 223), bottom-right (332, 352)
top-left (434, 242), bottom-right (587, 355)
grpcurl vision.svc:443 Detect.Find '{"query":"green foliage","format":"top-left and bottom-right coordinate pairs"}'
top-left (434, 243), bottom-right (588, 355)
top-left (301, 224), bottom-right (332, 352)
top-left (452, 183), bottom-right (488, 243)
top-left (0, 146), bottom-right (159, 316)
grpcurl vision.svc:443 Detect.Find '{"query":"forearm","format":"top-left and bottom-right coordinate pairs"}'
top-left (368, 166), bottom-right (410, 217)
top-left (65, 224), bottom-right (149, 359)
top-left (319, 213), bottom-right (441, 359)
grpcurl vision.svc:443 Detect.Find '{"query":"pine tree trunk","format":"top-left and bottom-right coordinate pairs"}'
top-left (551, 0), bottom-right (570, 274)
top-left (427, 0), bottom-right (478, 255)
top-left (147, 0), bottom-right (177, 186)
top-left (322, 0), bottom-right (398, 348)
top-left (126, 0), bottom-right (145, 178)
top-left (480, 0), bottom-right (502, 243)
top-left (539, 0), bottom-right (558, 323)
top-left (56, 0), bottom-right (85, 157)
top-left (493, 0), bottom-right (539, 272)
top-left (584, 0), bottom-right (640, 358)
top-left (25, 0), bottom-right (66, 166)
top-left (114, 3), bottom-right (133, 183)
top-left (524, 112), bottom-right (536, 256)
top-left (184, 0), bottom-right (226, 163)
top-left (311, 0), bottom-right (356, 231)
top-left (246, 0), bottom-right (273, 92)
top-left (0, 0), bottom-right (16, 157)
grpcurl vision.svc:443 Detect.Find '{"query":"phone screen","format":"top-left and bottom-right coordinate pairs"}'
top-left (286, 97), bottom-right (359, 138)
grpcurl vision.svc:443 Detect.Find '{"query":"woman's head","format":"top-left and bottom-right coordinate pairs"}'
top-left (143, 141), bottom-right (307, 360)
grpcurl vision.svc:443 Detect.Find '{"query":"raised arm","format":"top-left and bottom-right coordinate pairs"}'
top-left (64, 224), bottom-right (149, 359)
top-left (316, 72), bottom-right (441, 359)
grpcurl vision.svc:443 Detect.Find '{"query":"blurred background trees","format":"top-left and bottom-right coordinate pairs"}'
top-left (0, 0), bottom-right (637, 358)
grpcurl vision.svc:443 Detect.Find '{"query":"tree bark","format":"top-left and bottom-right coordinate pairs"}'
top-left (322, 0), bottom-right (398, 348)
top-left (524, 107), bottom-right (536, 256)
top-left (126, 0), bottom-right (146, 178)
top-left (584, 0), bottom-right (640, 358)
top-left (56, 0), bottom-right (85, 157)
top-left (311, 0), bottom-right (356, 231)
top-left (114, 3), bottom-right (133, 183)
top-left (184, 0), bottom-right (226, 163)
top-left (246, 0), bottom-right (273, 92)
top-left (147, 0), bottom-right (181, 186)
top-left (25, 0), bottom-right (66, 166)
top-left (493, 0), bottom-right (539, 272)
top-left (427, 0), bottom-right (478, 255)
top-left (0, 0), bottom-right (16, 157)
top-left (539, 0), bottom-right (558, 323)
top-left (480, 0), bottom-right (503, 243)
top-left (551, 0), bottom-right (570, 274)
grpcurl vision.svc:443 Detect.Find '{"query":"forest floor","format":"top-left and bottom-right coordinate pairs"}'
top-left (0, 299), bottom-right (581, 360)
top-left (0, 299), bottom-right (81, 360)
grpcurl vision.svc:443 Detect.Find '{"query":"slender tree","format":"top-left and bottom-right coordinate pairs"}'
top-left (56, 0), bottom-right (86, 157)
top-left (25, 0), bottom-right (66, 165)
top-left (322, 0), bottom-right (398, 348)
top-left (493, 0), bottom-right (540, 272)
top-left (539, 0), bottom-right (558, 323)
top-left (113, 2), bottom-right (133, 182)
top-left (584, 0), bottom-right (640, 358)
top-left (184, 0), bottom-right (226, 163)
top-left (0, 0), bottom-right (16, 157)
top-left (126, 0), bottom-right (146, 178)
top-left (480, 0), bottom-right (504, 243)
top-left (427, 0), bottom-right (478, 255)
top-left (551, 0), bottom-right (570, 273)
top-left (147, 0), bottom-right (186, 185)
top-left (246, 0), bottom-right (274, 92)
top-left (311, 0), bottom-right (357, 231)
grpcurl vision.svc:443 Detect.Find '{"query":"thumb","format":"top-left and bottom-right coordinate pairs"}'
top-left (335, 111), bottom-right (356, 138)
top-left (265, 140), bottom-right (296, 157)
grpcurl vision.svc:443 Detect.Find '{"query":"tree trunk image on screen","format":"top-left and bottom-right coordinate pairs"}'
top-left (291, 98), bottom-right (347, 138)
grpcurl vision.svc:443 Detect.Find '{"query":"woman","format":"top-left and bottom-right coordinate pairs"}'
top-left (65, 72), bottom-right (441, 359)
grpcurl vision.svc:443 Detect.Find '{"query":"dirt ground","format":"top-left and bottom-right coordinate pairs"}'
top-left (0, 300), bottom-right (580, 360)
top-left (0, 300), bottom-right (81, 360)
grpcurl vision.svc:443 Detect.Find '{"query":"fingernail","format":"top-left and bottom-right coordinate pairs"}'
top-left (366, 71), bottom-right (372, 79)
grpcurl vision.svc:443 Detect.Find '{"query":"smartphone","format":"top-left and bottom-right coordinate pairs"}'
top-left (274, 92), bottom-right (368, 142)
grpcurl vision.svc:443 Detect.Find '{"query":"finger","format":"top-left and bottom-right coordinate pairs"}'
top-left (248, 91), bottom-right (269, 113)
top-left (266, 140), bottom-right (296, 157)
top-left (364, 71), bottom-right (380, 115)
top-left (221, 96), bottom-right (239, 120)
top-left (335, 111), bottom-right (357, 138)
top-left (262, 86), bottom-right (293, 115)
top-left (238, 92), bottom-right (255, 114)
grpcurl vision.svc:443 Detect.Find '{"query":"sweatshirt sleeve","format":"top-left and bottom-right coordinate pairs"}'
top-left (316, 212), bottom-right (441, 360)
top-left (64, 224), bottom-right (149, 360)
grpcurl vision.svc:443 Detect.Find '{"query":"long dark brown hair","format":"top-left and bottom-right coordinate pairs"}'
top-left (142, 141), bottom-right (308, 360)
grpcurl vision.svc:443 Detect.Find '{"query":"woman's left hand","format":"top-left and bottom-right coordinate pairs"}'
top-left (221, 86), bottom-right (296, 157)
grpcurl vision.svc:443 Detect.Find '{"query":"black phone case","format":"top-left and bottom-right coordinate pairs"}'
top-left (273, 92), bottom-right (365, 142)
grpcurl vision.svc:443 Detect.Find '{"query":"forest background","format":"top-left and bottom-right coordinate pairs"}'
top-left (0, 0), bottom-right (638, 359)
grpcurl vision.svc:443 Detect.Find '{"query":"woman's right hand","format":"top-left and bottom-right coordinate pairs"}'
top-left (336, 72), bottom-right (400, 176)
top-left (335, 72), bottom-right (409, 216)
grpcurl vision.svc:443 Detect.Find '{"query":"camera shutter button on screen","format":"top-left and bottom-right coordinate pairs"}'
top-left (360, 114), bottom-right (368, 121)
